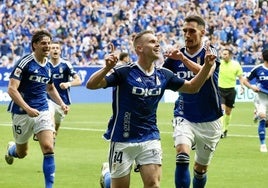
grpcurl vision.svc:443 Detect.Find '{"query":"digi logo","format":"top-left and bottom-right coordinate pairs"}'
top-left (29, 75), bottom-right (50, 83)
top-left (132, 87), bottom-right (161, 96)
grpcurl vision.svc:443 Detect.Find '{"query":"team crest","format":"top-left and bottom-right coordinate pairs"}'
top-left (59, 67), bottom-right (63, 73)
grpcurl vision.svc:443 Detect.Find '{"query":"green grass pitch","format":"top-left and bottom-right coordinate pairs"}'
top-left (0, 102), bottom-right (268, 188)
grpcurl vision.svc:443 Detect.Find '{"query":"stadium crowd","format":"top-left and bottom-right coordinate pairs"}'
top-left (0, 0), bottom-right (267, 67)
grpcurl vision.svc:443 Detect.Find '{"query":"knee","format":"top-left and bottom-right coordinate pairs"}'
top-left (193, 169), bottom-right (207, 179)
top-left (41, 143), bottom-right (54, 154)
top-left (259, 113), bottom-right (266, 119)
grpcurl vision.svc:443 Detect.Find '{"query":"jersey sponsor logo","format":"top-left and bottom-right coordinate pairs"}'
top-left (132, 87), bottom-right (161, 96)
top-left (29, 75), bottom-right (50, 84)
top-left (259, 76), bottom-right (268, 81)
top-left (176, 71), bottom-right (195, 79)
top-left (52, 73), bottom-right (64, 79)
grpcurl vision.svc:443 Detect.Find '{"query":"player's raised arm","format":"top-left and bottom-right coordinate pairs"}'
top-left (86, 53), bottom-right (118, 89)
top-left (178, 53), bottom-right (216, 93)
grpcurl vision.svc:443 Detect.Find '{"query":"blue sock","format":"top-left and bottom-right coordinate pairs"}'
top-left (8, 144), bottom-right (18, 158)
top-left (175, 153), bottom-right (190, 188)
top-left (104, 172), bottom-right (111, 188)
top-left (258, 119), bottom-right (266, 145)
top-left (193, 170), bottom-right (207, 188)
top-left (43, 153), bottom-right (55, 188)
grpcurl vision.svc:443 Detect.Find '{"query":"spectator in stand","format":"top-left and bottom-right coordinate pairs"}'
top-left (0, 0), bottom-right (268, 66)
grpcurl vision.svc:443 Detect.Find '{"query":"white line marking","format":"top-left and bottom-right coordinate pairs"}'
top-left (0, 122), bottom-right (259, 138)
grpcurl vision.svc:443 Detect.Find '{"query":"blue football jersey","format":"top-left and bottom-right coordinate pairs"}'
top-left (163, 44), bottom-right (223, 122)
top-left (48, 58), bottom-right (77, 105)
top-left (247, 64), bottom-right (268, 95)
top-left (104, 63), bottom-right (184, 142)
top-left (8, 53), bottom-right (53, 114)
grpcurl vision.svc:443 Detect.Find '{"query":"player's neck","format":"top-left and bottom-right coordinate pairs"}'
top-left (263, 61), bottom-right (268, 68)
top-left (51, 58), bottom-right (60, 65)
top-left (137, 61), bottom-right (154, 75)
top-left (186, 44), bottom-right (202, 55)
top-left (33, 53), bottom-right (47, 65)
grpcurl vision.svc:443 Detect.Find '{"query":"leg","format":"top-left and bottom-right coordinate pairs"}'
top-left (5, 142), bottom-right (28, 164)
top-left (258, 113), bottom-right (267, 152)
top-left (111, 174), bottom-right (130, 188)
top-left (222, 106), bottom-right (232, 137)
top-left (37, 130), bottom-right (55, 188)
top-left (140, 164), bottom-right (161, 188)
top-left (193, 120), bottom-right (221, 188)
top-left (256, 96), bottom-right (267, 152)
top-left (192, 162), bottom-right (208, 188)
top-left (5, 114), bottom-right (32, 164)
top-left (100, 162), bottom-right (111, 188)
top-left (175, 144), bottom-right (191, 188)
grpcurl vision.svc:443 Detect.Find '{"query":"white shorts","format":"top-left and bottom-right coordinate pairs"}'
top-left (256, 93), bottom-right (268, 117)
top-left (48, 99), bottom-right (65, 124)
top-left (109, 140), bottom-right (162, 178)
top-left (12, 111), bottom-right (55, 144)
top-left (173, 117), bottom-right (222, 165)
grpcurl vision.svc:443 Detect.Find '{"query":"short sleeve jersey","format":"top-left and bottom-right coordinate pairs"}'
top-left (8, 53), bottom-right (53, 114)
top-left (163, 44), bottom-right (223, 122)
top-left (48, 58), bottom-right (77, 105)
top-left (104, 63), bottom-right (184, 142)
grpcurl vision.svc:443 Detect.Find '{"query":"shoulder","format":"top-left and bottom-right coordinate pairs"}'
top-left (60, 58), bottom-right (73, 68)
top-left (16, 54), bottom-right (34, 69)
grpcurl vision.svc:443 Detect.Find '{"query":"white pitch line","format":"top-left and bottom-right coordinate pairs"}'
top-left (0, 123), bottom-right (258, 138)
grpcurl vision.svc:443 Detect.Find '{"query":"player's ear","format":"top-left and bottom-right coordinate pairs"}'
top-left (135, 45), bottom-right (143, 53)
top-left (200, 29), bottom-right (206, 37)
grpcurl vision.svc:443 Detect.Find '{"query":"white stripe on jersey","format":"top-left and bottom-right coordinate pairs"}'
top-left (18, 54), bottom-right (33, 68)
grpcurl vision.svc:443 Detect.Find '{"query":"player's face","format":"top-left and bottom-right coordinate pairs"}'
top-left (182, 21), bottom-right (204, 51)
top-left (141, 33), bottom-right (161, 61)
top-left (50, 43), bottom-right (61, 59)
top-left (33, 36), bottom-right (51, 58)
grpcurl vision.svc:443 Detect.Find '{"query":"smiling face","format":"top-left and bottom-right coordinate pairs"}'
top-left (134, 31), bottom-right (161, 62)
top-left (33, 36), bottom-right (51, 60)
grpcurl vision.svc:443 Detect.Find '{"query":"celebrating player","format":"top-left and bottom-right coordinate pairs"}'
top-left (163, 15), bottom-right (222, 188)
top-left (86, 30), bottom-right (216, 188)
top-left (5, 29), bottom-right (69, 188)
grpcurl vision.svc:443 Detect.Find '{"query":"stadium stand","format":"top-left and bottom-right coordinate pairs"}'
top-left (0, 0), bottom-right (267, 67)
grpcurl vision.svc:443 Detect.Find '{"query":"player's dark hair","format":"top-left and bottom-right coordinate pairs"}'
top-left (262, 48), bottom-right (268, 62)
top-left (184, 15), bottom-right (206, 27)
top-left (31, 29), bottom-right (52, 51)
top-left (119, 52), bottom-right (129, 61)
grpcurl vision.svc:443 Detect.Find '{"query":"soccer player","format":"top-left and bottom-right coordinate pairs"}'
top-left (218, 48), bottom-right (245, 138)
top-left (243, 48), bottom-right (268, 152)
top-left (5, 29), bottom-right (69, 188)
top-left (86, 30), bottom-right (217, 188)
top-left (48, 41), bottom-right (82, 135)
top-left (163, 15), bottom-right (223, 188)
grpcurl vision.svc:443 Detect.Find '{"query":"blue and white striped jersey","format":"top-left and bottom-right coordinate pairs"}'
top-left (104, 62), bottom-right (184, 142)
top-left (48, 58), bottom-right (77, 105)
top-left (163, 44), bottom-right (223, 122)
top-left (8, 53), bottom-right (53, 114)
top-left (247, 64), bottom-right (268, 95)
